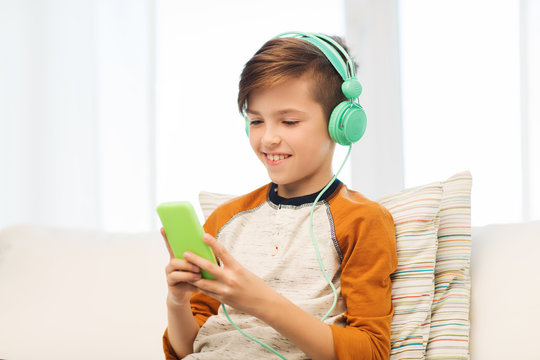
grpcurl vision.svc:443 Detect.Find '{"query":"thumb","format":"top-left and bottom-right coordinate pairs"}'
top-left (161, 227), bottom-right (175, 259)
top-left (202, 233), bottom-right (235, 266)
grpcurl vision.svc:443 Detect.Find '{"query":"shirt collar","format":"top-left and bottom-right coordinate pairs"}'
top-left (268, 179), bottom-right (342, 206)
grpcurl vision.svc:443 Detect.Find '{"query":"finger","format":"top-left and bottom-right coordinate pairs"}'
top-left (166, 258), bottom-right (200, 274)
top-left (161, 227), bottom-right (175, 259)
top-left (168, 270), bottom-right (202, 286)
top-left (166, 260), bottom-right (203, 285)
top-left (201, 233), bottom-right (236, 266)
top-left (168, 273), bottom-right (201, 286)
top-left (191, 278), bottom-right (223, 300)
top-left (183, 251), bottom-right (223, 280)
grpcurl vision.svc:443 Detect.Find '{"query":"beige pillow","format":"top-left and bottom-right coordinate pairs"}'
top-left (199, 191), bottom-right (236, 220)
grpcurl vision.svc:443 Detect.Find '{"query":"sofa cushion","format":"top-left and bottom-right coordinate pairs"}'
top-left (0, 224), bottom-right (168, 360)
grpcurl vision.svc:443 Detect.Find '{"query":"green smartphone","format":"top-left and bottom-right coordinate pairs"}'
top-left (156, 201), bottom-right (217, 280)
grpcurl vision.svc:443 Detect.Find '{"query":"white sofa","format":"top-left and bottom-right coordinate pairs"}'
top-left (1, 221), bottom-right (539, 359)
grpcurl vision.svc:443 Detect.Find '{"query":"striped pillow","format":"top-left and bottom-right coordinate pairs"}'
top-left (199, 176), bottom-right (473, 360)
top-left (200, 183), bottom-right (443, 359)
top-left (378, 182), bottom-right (442, 359)
top-left (425, 171), bottom-right (472, 359)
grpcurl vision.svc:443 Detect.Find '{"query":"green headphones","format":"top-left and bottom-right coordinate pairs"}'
top-left (243, 31), bottom-right (367, 146)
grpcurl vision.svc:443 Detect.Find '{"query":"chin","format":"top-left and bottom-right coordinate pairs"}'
top-left (266, 174), bottom-right (288, 186)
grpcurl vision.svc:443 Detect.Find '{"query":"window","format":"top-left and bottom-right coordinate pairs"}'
top-left (398, 0), bottom-right (525, 225)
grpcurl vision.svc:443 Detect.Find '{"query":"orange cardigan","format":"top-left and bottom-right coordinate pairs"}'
top-left (163, 182), bottom-right (397, 359)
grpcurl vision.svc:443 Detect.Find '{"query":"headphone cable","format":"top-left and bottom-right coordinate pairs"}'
top-left (309, 144), bottom-right (352, 321)
top-left (221, 145), bottom-right (352, 359)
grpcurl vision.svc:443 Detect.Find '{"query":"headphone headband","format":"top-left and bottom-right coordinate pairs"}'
top-left (276, 31), bottom-right (356, 81)
top-left (244, 31), bottom-right (367, 146)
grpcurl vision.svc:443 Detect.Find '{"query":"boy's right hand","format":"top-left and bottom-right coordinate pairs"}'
top-left (161, 227), bottom-right (202, 306)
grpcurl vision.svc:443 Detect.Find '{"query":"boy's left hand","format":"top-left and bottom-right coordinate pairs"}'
top-left (183, 233), bottom-right (278, 318)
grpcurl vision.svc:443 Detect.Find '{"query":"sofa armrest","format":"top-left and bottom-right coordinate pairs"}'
top-left (470, 221), bottom-right (540, 359)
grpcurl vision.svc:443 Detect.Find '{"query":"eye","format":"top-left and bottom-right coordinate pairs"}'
top-left (283, 120), bottom-right (299, 126)
top-left (249, 120), bottom-right (263, 126)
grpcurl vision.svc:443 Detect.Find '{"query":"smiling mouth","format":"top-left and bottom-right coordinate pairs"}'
top-left (265, 153), bottom-right (291, 161)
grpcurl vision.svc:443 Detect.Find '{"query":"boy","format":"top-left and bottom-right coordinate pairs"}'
top-left (162, 32), bottom-right (397, 359)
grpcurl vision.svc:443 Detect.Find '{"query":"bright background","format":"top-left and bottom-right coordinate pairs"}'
top-left (1, 0), bottom-right (538, 231)
top-left (155, 0), bottom-right (350, 225)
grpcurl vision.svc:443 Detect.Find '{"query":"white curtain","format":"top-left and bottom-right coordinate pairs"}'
top-left (2, 0), bottom-right (538, 232)
top-left (0, 0), bottom-right (155, 232)
top-left (0, 0), bottom-right (348, 232)
top-left (344, 0), bottom-right (540, 225)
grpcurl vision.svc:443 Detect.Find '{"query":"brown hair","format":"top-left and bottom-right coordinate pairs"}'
top-left (237, 35), bottom-right (357, 122)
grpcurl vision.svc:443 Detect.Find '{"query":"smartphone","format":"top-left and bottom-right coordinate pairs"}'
top-left (156, 201), bottom-right (217, 280)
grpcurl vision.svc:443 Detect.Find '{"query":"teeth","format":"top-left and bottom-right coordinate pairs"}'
top-left (267, 154), bottom-right (288, 161)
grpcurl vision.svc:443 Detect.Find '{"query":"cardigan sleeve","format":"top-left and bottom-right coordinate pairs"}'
top-left (162, 292), bottom-right (221, 359)
top-left (330, 198), bottom-right (397, 359)
top-left (162, 328), bottom-right (180, 359)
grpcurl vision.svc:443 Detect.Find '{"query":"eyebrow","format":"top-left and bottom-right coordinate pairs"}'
top-left (245, 108), bottom-right (308, 116)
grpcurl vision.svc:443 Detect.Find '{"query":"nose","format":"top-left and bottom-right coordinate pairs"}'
top-left (261, 126), bottom-right (281, 147)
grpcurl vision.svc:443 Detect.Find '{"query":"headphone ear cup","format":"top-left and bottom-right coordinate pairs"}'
top-left (341, 78), bottom-right (363, 99)
top-left (328, 102), bottom-right (367, 145)
top-left (244, 117), bottom-right (250, 137)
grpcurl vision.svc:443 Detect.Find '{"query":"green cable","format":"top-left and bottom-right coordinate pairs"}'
top-left (309, 144), bottom-right (352, 321)
top-left (222, 145), bottom-right (353, 359)
top-left (222, 303), bottom-right (287, 360)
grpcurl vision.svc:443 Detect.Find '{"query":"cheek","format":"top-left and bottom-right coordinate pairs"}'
top-left (304, 129), bottom-right (333, 151)
top-left (248, 132), bottom-right (261, 154)
top-left (295, 135), bottom-right (333, 163)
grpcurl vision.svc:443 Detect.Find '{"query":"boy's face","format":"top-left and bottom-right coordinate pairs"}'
top-left (246, 75), bottom-right (335, 198)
